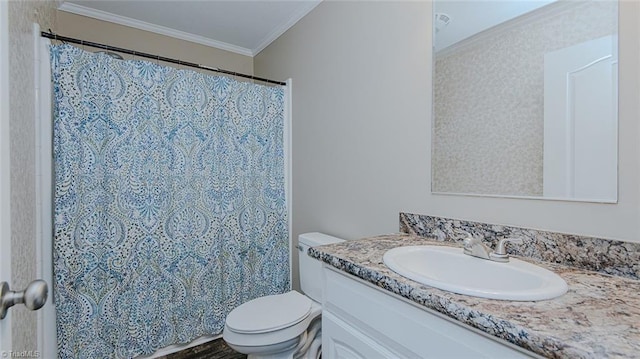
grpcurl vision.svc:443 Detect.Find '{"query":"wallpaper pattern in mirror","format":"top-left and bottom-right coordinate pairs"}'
top-left (432, 1), bottom-right (618, 202)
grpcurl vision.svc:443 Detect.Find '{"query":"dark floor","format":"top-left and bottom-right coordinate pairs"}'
top-left (159, 338), bottom-right (246, 359)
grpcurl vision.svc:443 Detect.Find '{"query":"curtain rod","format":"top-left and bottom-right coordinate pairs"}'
top-left (41, 31), bottom-right (287, 86)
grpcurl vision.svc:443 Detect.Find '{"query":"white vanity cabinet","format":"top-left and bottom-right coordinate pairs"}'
top-left (321, 266), bottom-right (536, 359)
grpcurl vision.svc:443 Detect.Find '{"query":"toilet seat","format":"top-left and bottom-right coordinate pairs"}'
top-left (226, 291), bottom-right (313, 334)
top-left (223, 291), bottom-right (321, 349)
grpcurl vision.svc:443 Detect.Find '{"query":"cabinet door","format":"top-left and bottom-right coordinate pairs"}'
top-left (323, 312), bottom-right (397, 359)
top-left (323, 267), bottom-right (536, 358)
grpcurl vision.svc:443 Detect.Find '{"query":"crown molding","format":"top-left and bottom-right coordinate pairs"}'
top-left (58, 2), bottom-right (254, 57)
top-left (253, 0), bottom-right (321, 56)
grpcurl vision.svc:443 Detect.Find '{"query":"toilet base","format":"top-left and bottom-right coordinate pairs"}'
top-left (228, 336), bottom-right (300, 359)
top-left (227, 318), bottom-right (322, 359)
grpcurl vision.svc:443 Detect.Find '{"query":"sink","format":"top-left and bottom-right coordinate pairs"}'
top-left (383, 245), bottom-right (568, 301)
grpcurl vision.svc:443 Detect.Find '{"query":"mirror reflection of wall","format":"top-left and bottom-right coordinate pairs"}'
top-left (432, 1), bottom-right (618, 202)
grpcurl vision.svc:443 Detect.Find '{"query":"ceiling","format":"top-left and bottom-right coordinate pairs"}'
top-left (59, 1), bottom-right (557, 56)
top-left (434, 0), bottom-right (555, 52)
top-left (60, 0), bottom-right (322, 57)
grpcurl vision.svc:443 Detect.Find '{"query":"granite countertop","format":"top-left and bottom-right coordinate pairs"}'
top-left (309, 234), bottom-right (640, 359)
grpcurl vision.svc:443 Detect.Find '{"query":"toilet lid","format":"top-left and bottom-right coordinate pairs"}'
top-left (226, 291), bottom-right (312, 334)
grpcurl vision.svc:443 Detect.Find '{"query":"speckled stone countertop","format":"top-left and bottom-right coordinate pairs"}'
top-left (309, 234), bottom-right (640, 359)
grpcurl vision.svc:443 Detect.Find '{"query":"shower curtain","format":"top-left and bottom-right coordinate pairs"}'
top-left (50, 44), bottom-right (289, 358)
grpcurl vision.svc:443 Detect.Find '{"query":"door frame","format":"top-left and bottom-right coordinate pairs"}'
top-left (0, 0), bottom-right (14, 351)
top-left (33, 23), bottom-right (56, 357)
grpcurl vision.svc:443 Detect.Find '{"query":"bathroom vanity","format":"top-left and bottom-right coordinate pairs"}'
top-left (322, 266), bottom-right (534, 358)
top-left (311, 234), bottom-right (640, 358)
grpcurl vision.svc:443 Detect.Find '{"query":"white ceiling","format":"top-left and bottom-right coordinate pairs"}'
top-left (60, 0), bottom-right (322, 57)
top-left (434, 0), bottom-right (555, 52)
top-left (60, 1), bottom-right (558, 56)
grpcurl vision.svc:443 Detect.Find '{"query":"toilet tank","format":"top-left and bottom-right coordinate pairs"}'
top-left (298, 232), bottom-right (344, 302)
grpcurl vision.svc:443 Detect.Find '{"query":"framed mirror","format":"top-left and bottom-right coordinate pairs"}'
top-left (432, 0), bottom-right (618, 203)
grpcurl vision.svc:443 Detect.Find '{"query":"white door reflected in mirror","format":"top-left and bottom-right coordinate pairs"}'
top-left (543, 35), bottom-right (618, 202)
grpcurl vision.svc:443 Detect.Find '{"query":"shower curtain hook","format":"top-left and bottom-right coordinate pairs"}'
top-left (49, 30), bottom-right (66, 45)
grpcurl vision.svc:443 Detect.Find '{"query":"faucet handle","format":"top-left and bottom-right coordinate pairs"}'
top-left (462, 235), bottom-right (494, 260)
top-left (462, 234), bottom-right (478, 250)
top-left (490, 238), bottom-right (523, 262)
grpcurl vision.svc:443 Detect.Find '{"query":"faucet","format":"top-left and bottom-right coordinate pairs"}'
top-left (462, 235), bottom-right (523, 263)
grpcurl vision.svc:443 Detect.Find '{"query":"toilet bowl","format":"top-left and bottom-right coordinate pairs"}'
top-left (223, 291), bottom-right (321, 358)
top-left (223, 232), bottom-right (344, 359)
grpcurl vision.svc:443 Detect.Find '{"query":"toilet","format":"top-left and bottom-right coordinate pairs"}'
top-left (223, 232), bottom-right (344, 359)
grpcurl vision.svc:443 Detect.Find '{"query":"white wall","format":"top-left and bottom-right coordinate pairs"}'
top-left (255, 1), bottom-right (433, 242)
top-left (254, 1), bottom-right (640, 286)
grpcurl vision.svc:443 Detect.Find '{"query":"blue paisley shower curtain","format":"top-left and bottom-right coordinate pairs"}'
top-left (50, 44), bottom-right (289, 358)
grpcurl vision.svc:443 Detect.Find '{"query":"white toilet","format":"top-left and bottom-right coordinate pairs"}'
top-left (223, 232), bottom-right (344, 359)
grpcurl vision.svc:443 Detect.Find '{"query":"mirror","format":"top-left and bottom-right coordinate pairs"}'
top-left (432, 1), bottom-right (618, 202)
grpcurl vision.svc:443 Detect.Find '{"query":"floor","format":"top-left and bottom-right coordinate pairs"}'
top-left (158, 338), bottom-right (246, 359)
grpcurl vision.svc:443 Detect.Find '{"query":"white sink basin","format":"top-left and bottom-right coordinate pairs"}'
top-left (383, 245), bottom-right (568, 301)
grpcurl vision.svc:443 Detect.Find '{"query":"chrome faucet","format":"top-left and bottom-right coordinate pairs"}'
top-left (462, 235), bottom-right (523, 263)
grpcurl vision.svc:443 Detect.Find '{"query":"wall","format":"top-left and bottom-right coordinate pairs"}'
top-left (8, 0), bottom-right (58, 352)
top-left (433, 1), bottom-right (617, 196)
top-left (254, 1), bottom-right (434, 288)
top-left (254, 1), bottom-right (640, 288)
top-left (57, 11), bottom-right (253, 75)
